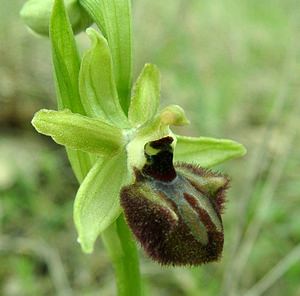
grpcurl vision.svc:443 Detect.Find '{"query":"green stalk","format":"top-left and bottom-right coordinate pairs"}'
top-left (50, 1), bottom-right (142, 294)
top-left (102, 215), bottom-right (142, 296)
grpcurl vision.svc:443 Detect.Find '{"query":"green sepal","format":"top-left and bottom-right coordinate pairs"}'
top-left (174, 135), bottom-right (247, 168)
top-left (79, 28), bottom-right (129, 127)
top-left (32, 109), bottom-right (125, 155)
top-left (128, 64), bottom-right (160, 127)
top-left (79, 0), bottom-right (132, 113)
top-left (74, 151), bottom-right (130, 253)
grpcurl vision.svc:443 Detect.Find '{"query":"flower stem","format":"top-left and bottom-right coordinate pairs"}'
top-left (102, 214), bottom-right (142, 296)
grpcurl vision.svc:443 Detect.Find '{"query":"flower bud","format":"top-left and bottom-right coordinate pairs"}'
top-left (20, 0), bottom-right (92, 36)
top-left (121, 137), bottom-right (229, 265)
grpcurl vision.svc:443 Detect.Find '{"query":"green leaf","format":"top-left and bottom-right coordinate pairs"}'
top-left (128, 64), bottom-right (160, 127)
top-left (50, 0), bottom-right (92, 181)
top-left (50, 0), bottom-right (84, 114)
top-left (79, 28), bottom-right (129, 127)
top-left (79, 0), bottom-right (132, 113)
top-left (174, 135), bottom-right (247, 168)
top-left (74, 151), bottom-right (130, 253)
top-left (32, 109), bottom-right (124, 155)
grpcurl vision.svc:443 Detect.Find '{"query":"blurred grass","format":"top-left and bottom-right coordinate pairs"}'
top-left (1, 0), bottom-right (300, 295)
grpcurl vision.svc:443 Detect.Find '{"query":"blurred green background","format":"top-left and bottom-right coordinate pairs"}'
top-left (1, 0), bottom-right (300, 295)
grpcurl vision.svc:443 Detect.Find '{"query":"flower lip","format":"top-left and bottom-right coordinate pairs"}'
top-left (121, 162), bottom-right (228, 265)
top-left (121, 136), bottom-right (230, 265)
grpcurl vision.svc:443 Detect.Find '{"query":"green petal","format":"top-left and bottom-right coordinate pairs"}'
top-left (74, 151), bottom-right (130, 253)
top-left (32, 109), bottom-right (124, 155)
top-left (159, 105), bottom-right (190, 126)
top-left (79, 0), bottom-right (132, 113)
top-left (79, 28), bottom-right (129, 127)
top-left (128, 64), bottom-right (160, 127)
top-left (138, 105), bottom-right (190, 138)
top-left (174, 135), bottom-right (247, 168)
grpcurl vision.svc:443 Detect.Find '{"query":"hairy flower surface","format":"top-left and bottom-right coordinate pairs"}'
top-left (121, 137), bottom-right (229, 265)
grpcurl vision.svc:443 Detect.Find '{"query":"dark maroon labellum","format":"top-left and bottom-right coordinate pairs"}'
top-left (121, 137), bottom-right (229, 266)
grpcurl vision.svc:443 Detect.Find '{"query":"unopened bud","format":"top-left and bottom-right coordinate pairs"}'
top-left (20, 0), bottom-right (92, 36)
